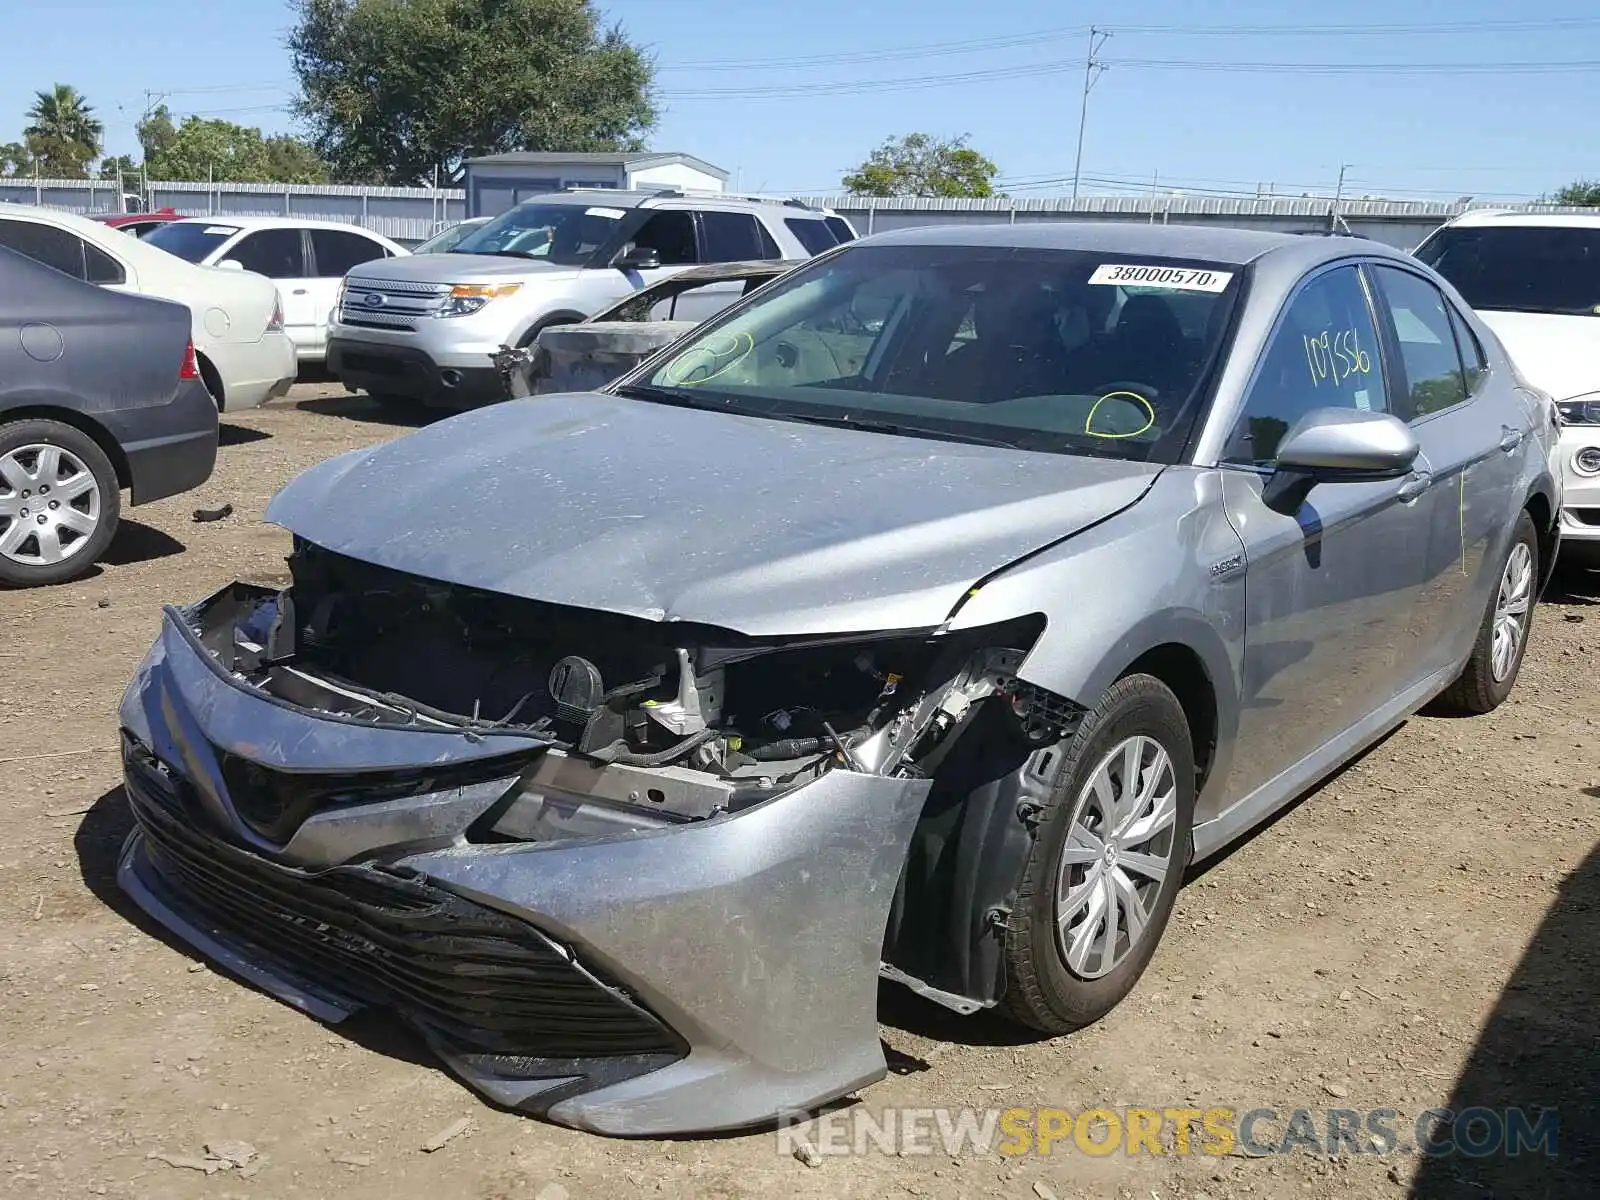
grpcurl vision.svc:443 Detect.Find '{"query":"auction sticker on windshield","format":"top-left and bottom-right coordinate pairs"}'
top-left (1088, 264), bottom-right (1234, 292)
top-left (586, 207), bottom-right (627, 220)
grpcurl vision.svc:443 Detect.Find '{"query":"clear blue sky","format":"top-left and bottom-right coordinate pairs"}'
top-left (3, 0), bottom-right (1598, 200)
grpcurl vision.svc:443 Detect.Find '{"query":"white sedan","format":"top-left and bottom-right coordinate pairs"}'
top-left (0, 206), bottom-right (295, 411)
top-left (146, 217), bottom-right (409, 364)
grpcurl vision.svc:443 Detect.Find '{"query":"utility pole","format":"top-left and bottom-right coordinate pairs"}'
top-left (1071, 26), bottom-right (1112, 201)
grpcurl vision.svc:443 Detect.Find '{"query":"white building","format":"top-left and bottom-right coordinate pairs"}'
top-left (462, 152), bottom-right (729, 216)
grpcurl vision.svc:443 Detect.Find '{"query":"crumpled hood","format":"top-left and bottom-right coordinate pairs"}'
top-left (344, 251), bottom-right (582, 287)
top-left (1476, 310), bottom-right (1600, 401)
top-left (266, 393), bottom-right (1159, 636)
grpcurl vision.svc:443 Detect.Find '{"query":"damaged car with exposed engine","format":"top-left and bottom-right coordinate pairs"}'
top-left (118, 223), bottom-right (1560, 1136)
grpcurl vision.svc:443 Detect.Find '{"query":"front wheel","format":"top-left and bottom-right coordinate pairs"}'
top-left (999, 674), bottom-right (1195, 1034)
top-left (0, 419), bottom-right (121, 587)
top-left (1437, 509), bottom-right (1539, 714)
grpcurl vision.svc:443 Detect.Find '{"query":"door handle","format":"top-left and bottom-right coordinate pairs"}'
top-left (291, 288), bottom-right (309, 295)
top-left (1396, 472), bottom-right (1433, 503)
top-left (1498, 426), bottom-right (1524, 453)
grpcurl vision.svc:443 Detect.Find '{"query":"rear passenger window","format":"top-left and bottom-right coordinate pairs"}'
top-left (0, 219), bottom-right (86, 278)
top-left (824, 216), bottom-right (856, 244)
top-left (310, 229), bottom-right (388, 277)
top-left (1447, 304), bottom-right (1489, 395)
top-left (1372, 266), bottom-right (1469, 418)
top-left (785, 217), bottom-right (837, 256)
top-left (699, 211), bottom-right (770, 262)
top-left (1225, 265), bottom-right (1387, 466)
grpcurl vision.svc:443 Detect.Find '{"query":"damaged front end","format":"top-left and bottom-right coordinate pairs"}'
top-left (117, 542), bottom-right (1062, 1134)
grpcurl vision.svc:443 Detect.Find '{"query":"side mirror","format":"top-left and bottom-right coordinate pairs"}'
top-left (613, 246), bottom-right (662, 271)
top-left (1264, 408), bottom-right (1420, 513)
top-left (216, 259), bottom-right (245, 271)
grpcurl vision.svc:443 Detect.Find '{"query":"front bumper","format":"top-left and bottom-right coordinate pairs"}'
top-left (327, 337), bottom-right (505, 408)
top-left (116, 591), bottom-right (931, 1135)
top-left (1558, 425), bottom-right (1600, 549)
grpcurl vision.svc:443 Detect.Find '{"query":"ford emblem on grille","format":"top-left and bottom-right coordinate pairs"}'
top-left (362, 292), bottom-right (386, 308)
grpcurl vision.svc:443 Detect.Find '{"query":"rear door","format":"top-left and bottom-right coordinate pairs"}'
top-left (1219, 262), bottom-right (1436, 797)
top-left (678, 211), bottom-right (777, 321)
top-left (226, 228), bottom-right (314, 355)
top-left (1367, 263), bottom-right (1524, 677)
top-left (306, 229), bottom-right (393, 357)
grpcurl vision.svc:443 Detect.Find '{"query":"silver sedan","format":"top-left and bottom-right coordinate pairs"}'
top-left (116, 222), bottom-right (1560, 1135)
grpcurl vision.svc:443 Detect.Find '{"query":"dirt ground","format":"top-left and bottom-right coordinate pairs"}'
top-left (1, 384), bottom-right (1596, 1200)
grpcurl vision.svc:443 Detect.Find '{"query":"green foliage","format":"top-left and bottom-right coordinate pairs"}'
top-left (99, 154), bottom-right (138, 180)
top-left (841, 133), bottom-right (1000, 199)
top-left (1552, 180), bottom-right (1600, 206)
top-left (0, 141), bottom-right (33, 176)
top-left (23, 84), bottom-right (103, 178)
top-left (145, 116), bottom-right (328, 184)
top-left (288, 0), bottom-right (656, 186)
top-left (136, 104), bottom-right (178, 163)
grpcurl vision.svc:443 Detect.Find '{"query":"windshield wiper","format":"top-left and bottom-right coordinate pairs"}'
top-left (612, 383), bottom-right (730, 412)
top-left (768, 409), bottom-right (1022, 450)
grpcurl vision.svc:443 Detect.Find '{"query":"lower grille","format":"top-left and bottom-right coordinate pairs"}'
top-left (1569, 507), bottom-right (1600, 527)
top-left (125, 763), bottom-right (682, 1060)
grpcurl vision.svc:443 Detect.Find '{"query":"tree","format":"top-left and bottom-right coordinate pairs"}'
top-left (23, 84), bottom-right (103, 177)
top-left (99, 154), bottom-right (138, 180)
top-left (288, 0), bottom-right (656, 186)
top-left (145, 116), bottom-right (328, 183)
top-left (842, 133), bottom-right (1000, 199)
top-left (1552, 180), bottom-right (1600, 206)
top-left (0, 141), bottom-right (32, 176)
top-left (136, 104), bottom-right (177, 163)
top-left (264, 133), bottom-right (330, 184)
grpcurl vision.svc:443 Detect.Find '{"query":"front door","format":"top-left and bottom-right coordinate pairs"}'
top-left (226, 228), bottom-right (316, 357)
top-left (306, 229), bottom-right (392, 360)
top-left (1219, 262), bottom-right (1434, 798)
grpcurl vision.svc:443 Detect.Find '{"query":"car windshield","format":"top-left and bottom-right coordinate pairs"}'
top-left (627, 244), bottom-right (1242, 461)
top-left (413, 220), bottom-right (484, 254)
top-left (451, 203), bottom-right (626, 266)
top-left (143, 221), bottom-right (238, 263)
top-left (1416, 225), bottom-right (1600, 317)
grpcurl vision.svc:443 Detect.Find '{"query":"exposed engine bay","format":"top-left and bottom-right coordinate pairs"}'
top-left (185, 541), bottom-right (1075, 844)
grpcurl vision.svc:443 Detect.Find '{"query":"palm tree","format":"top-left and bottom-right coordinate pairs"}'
top-left (23, 84), bottom-right (104, 178)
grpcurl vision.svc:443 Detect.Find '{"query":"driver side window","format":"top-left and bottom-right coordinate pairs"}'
top-left (1225, 265), bottom-right (1389, 467)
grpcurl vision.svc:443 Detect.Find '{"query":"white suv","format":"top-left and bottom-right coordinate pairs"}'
top-left (326, 189), bottom-right (856, 408)
top-left (1416, 211), bottom-right (1600, 566)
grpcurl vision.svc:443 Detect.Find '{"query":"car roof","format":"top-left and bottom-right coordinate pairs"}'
top-left (163, 214), bottom-right (397, 235)
top-left (1446, 209), bottom-right (1600, 230)
top-left (858, 220), bottom-right (1349, 267)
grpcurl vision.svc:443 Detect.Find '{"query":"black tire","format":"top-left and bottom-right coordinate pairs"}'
top-left (0, 419), bottom-right (121, 588)
top-left (999, 674), bottom-right (1196, 1034)
top-left (1437, 510), bottom-right (1540, 715)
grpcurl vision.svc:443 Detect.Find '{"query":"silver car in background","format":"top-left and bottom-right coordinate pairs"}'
top-left (116, 223), bottom-right (1559, 1136)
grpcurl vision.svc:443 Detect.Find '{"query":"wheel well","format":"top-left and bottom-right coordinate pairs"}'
top-left (517, 312), bottom-right (587, 347)
top-left (195, 352), bottom-right (225, 411)
top-left (1525, 490), bottom-right (1556, 584)
top-left (0, 405), bottom-right (130, 490)
top-left (1123, 643), bottom-right (1218, 788)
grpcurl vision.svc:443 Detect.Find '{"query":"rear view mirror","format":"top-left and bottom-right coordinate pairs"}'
top-left (217, 259), bottom-right (245, 271)
top-left (613, 246), bottom-right (662, 271)
top-left (1265, 408), bottom-right (1421, 513)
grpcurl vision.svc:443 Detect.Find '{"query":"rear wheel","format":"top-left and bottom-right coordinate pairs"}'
top-left (0, 419), bottom-right (121, 587)
top-left (999, 674), bottom-right (1195, 1034)
top-left (1437, 510), bottom-right (1539, 714)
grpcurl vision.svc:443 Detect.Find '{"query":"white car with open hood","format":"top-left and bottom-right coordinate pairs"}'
top-left (0, 205), bottom-right (297, 411)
